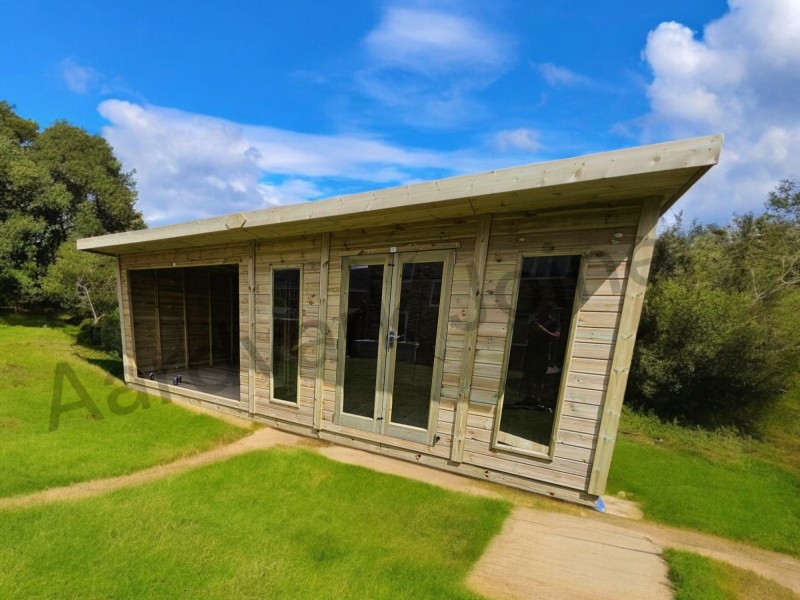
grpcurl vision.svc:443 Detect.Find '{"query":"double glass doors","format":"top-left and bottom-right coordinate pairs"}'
top-left (336, 250), bottom-right (452, 444)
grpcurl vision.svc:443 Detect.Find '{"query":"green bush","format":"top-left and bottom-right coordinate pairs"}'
top-left (628, 279), bottom-right (778, 429)
top-left (76, 311), bottom-right (121, 354)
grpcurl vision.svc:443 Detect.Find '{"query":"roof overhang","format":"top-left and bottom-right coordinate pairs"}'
top-left (78, 134), bottom-right (722, 256)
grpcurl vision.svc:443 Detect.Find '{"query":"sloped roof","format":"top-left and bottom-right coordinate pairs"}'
top-left (79, 134), bottom-right (722, 256)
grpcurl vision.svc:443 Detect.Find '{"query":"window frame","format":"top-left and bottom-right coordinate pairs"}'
top-left (490, 248), bottom-right (591, 459)
top-left (269, 264), bottom-right (303, 406)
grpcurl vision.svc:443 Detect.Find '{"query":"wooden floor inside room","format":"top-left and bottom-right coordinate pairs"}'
top-left (147, 365), bottom-right (240, 401)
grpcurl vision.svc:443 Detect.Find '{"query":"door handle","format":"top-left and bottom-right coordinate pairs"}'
top-left (388, 330), bottom-right (396, 349)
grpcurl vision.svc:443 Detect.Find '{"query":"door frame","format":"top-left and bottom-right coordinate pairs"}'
top-left (335, 253), bottom-right (393, 433)
top-left (334, 249), bottom-right (454, 445)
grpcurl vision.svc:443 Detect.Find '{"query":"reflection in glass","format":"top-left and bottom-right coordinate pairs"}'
top-left (390, 261), bottom-right (444, 429)
top-left (343, 263), bottom-right (384, 418)
top-left (498, 255), bottom-right (581, 449)
top-left (272, 268), bottom-right (300, 403)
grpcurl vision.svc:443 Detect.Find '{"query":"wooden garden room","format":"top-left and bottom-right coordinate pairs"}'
top-left (78, 134), bottom-right (722, 505)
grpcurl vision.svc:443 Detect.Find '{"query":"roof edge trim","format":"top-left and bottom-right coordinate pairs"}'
top-left (78, 134), bottom-right (722, 254)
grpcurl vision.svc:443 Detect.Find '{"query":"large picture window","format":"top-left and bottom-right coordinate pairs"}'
top-left (493, 254), bottom-right (584, 456)
top-left (271, 267), bottom-right (301, 403)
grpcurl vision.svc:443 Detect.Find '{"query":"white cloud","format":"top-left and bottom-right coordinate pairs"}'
top-left (258, 179), bottom-right (324, 207)
top-left (536, 63), bottom-right (593, 87)
top-left (493, 128), bottom-right (542, 152)
top-left (358, 5), bottom-right (513, 127)
top-left (60, 58), bottom-right (139, 99)
top-left (60, 59), bottom-right (100, 94)
top-left (365, 6), bottom-right (510, 76)
top-left (98, 100), bottom-right (461, 226)
top-left (642, 0), bottom-right (800, 222)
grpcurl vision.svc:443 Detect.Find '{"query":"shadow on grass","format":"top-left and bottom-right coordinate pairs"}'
top-left (0, 310), bottom-right (73, 329)
top-left (84, 356), bottom-right (125, 381)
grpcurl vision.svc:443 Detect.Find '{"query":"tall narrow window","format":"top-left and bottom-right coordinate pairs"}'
top-left (495, 254), bottom-right (582, 455)
top-left (272, 268), bottom-right (301, 403)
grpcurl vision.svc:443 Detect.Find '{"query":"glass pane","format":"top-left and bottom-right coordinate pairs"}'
top-left (343, 263), bottom-right (384, 418)
top-left (210, 268), bottom-right (236, 364)
top-left (499, 255), bottom-right (581, 449)
top-left (129, 269), bottom-right (159, 373)
top-left (158, 268), bottom-right (186, 370)
top-left (390, 261), bottom-right (444, 429)
top-left (272, 268), bottom-right (300, 403)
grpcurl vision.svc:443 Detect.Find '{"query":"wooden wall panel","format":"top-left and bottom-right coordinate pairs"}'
top-left (128, 269), bottom-right (159, 373)
top-left (157, 268), bottom-right (185, 370)
top-left (210, 269), bottom-right (236, 364)
top-left (185, 271), bottom-right (211, 366)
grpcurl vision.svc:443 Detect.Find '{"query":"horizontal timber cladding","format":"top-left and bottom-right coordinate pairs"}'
top-left (459, 207), bottom-right (636, 491)
top-left (119, 243), bottom-right (252, 411)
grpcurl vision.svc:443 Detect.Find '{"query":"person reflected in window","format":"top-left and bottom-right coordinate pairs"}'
top-left (520, 300), bottom-right (560, 412)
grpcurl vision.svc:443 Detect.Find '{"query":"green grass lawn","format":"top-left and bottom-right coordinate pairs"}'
top-left (756, 374), bottom-right (800, 473)
top-left (0, 314), bottom-right (249, 498)
top-left (664, 549), bottom-right (800, 600)
top-left (5, 310), bottom-right (800, 596)
top-left (608, 409), bottom-right (800, 557)
top-left (0, 448), bottom-right (510, 600)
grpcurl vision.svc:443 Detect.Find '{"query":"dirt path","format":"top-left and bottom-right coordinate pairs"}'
top-left (0, 427), bottom-right (303, 510)
top-left (1, 425), bottom-right (798, 597)
top-left (468, 506), bottom-right (800, 599)
top-left (468, 506), bottom-right (674, 600)
top-left (612, 517), bottom-right (800, 594)
top-left (317, 445), bottom-right (800, 595)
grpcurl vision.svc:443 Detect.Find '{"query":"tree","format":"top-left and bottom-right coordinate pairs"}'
top-left (767, 179), bottom-right (800, 223)
top-left (0, 102), bottom-right (144, 311)
top-left (0, 101), bottom-right (37, 145)
top-left (32, 121), bottom-right (144, 236)
top-left (41, 243), bottom-right (117, 323)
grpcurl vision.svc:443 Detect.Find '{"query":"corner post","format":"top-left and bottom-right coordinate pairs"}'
top-left (115, 256), bottom-right (132, 381)
top-left (588, 197), bottom-right (661, 495)
top-left (248, 241), bottom-right (256, 415)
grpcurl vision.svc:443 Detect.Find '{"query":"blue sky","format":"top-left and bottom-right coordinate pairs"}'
top-left (2, 0), bottom-right (799, 226)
